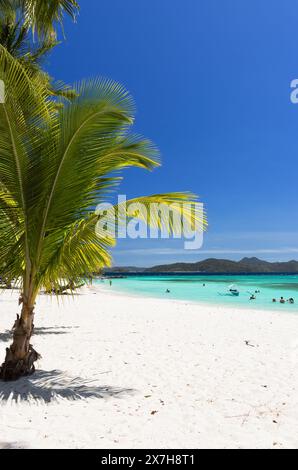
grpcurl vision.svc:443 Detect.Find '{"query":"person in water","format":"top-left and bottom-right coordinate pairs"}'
top-left (250, 295), bottom-right (256, 300)
top-left (272, 298), bottom-right (276, 303)
top-left (166, 289), bottom-right (170, 293)
top-left (288, 298), bottom-right (295, 304)
top-left (280, 297), bottom-right (285, 304)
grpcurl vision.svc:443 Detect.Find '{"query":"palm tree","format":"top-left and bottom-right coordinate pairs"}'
top-left (0, 48), bottom-right (206, 381)
top-left (0, 0), bottom-right (79, 39)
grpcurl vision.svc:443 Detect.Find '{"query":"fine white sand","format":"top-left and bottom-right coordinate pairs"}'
top-left (0, 285), bottom-right (298, 449)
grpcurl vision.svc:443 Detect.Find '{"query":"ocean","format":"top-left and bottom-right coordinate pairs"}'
top-left (96, 274), bottom-right (298, 312)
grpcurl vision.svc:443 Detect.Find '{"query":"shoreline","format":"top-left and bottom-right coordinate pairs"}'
top-left (3, 277), bottom-right (297, 316)
top-left (1, 286), bottom-right (298, 449)
top-left (96, 282), bottom-right (298, 316)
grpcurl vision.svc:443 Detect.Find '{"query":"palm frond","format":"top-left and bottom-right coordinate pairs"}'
top-left (106, 192), bottom-right (207, 237)
top-left (29, 79), bottom-right (137, 259)
top-left (0, 67), bottom-right (207, 295)
top-left (23, 0), bottom-right (79, 38)
top-left (0, 0), bottom-right (79, 39)
top-left (0, 13), bottom-right (76, 101)
top-left (38, 214), bottom-right (114, 293)
top-left (0, 46), bottom-right (54, 288)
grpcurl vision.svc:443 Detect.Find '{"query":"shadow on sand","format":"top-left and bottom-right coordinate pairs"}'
top-left (0, 369), bottom-right (135, 404)
top-left (0, 326), bottom-right (79, 343)
top-left (0, 441), bottom-right (26, 449)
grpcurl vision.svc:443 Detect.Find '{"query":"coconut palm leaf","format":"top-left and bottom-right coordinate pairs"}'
top-left (0, 62), bottom-right (207, 291)
top-left (0, 3), bottom-right (77, 101)
top-left (0, 0), bottom-right (79, 39)
top-left (0, 53), bottom-right (207, 380)
top-left (0, 17), bottom-right (76, 100)
top-left (0, 46), bottom-right (53, 291)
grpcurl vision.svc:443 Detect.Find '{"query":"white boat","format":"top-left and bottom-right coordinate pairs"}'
top-left (228, 284), bottom-right (239, 296)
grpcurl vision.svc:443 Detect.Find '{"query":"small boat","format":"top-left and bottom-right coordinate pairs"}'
top-left (228, 284), bottom-right (239, 296)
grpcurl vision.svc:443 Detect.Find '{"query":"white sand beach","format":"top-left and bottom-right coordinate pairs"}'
top-left (0, 285), bottom-right (298, 449)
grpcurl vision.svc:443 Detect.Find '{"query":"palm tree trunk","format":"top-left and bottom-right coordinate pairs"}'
top-left (0, 298), bottom-right (40, 381)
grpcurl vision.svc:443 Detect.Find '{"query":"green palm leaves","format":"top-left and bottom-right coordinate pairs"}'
top-left (0, 0), bottom-right (79, 39)
top-left (0, 1), bottom-right (78, 101)
top-left (0, 50), bottom-right (206, 296)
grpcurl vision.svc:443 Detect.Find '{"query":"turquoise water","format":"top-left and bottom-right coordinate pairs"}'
top-left (96, 274), bottom-right (298, 312)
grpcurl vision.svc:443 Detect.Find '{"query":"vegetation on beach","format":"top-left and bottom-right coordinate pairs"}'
top-left (0, 1), bottom-right (206, 381)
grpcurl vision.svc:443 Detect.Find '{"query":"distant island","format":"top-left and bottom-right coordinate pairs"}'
top-left (103, 257), bottom-right (298, 274)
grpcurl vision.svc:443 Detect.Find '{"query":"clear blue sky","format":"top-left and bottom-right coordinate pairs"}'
top-left (48, 0), bottom-right (298, 266)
